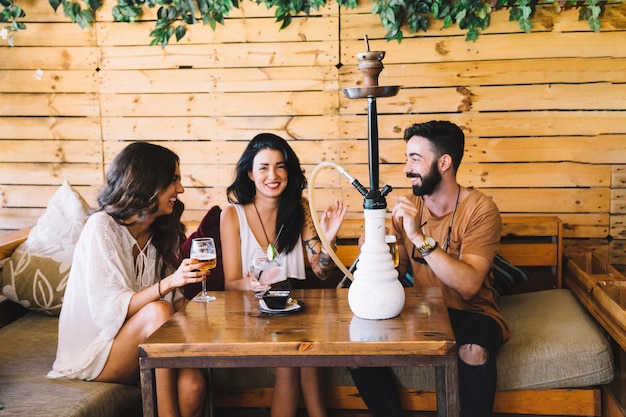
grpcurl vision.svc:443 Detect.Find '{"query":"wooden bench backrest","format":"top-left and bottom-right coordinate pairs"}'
top-left (1, 216), bottom-right (562, 290)
top-left (0, 228), bottom-right (30, 261)
top-left (334, 215), bottom-right (563, 290)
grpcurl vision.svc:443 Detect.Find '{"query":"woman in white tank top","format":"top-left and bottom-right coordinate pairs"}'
top-left (220, 133), bottom-right (346, 417)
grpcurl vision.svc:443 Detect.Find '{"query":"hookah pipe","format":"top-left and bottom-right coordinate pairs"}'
top-left (308, 161), bottom-right (369, 283)
top-left (308, 161), bottom-right (393, 283)
top-left (309, 36), bottom-right (405, 320)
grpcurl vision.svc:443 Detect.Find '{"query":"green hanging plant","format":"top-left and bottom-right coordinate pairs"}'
top-left (0, 0), bottom-right (25, 46)
top-left (0, 0), bottom-right (616, 47)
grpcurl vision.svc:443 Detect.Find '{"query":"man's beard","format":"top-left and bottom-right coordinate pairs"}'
top-left (411, 161), bottom-right (441, 196)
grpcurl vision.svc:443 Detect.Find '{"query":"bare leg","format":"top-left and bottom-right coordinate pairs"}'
top-left (156, 367), bottom-right (206, 417)
top-left (271, 367), bottom-right (300, 417)
top-left (95, 300), bottom-right (173, 384)
top-left (95, 301), bottom-right (205, 417)
top-left (177, 368), bottom-right (206, 417)
top-left (156, 368), bottom-right (180, 417)
top-left (300, 367), bottom-right (328, 417)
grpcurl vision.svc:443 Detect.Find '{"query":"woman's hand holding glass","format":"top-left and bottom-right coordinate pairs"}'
top-left (248, 247), bottom-right (286, 296)
top-left (190, 237), bottom-right (217, 302)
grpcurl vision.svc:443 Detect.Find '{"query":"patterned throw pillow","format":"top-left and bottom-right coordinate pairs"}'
top-left (1, 180), bottom-right (90, 315)
top-left (492, 254), bottom-right (531, 299)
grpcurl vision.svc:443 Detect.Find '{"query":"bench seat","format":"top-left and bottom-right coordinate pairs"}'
top-left (0, 311), bottom-right (141, 417)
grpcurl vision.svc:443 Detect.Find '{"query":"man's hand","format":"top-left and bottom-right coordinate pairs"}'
top-left (390, 195), bottom-right (423, 244)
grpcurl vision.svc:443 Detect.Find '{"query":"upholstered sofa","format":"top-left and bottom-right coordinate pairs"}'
top-left (0, 182), bottom-right (142, 417)
top-left (0, 183), bottom-right (615, 417)
top-left (209, 216), bottom-right (615, 416)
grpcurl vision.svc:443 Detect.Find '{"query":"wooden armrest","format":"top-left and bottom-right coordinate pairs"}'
top-left (0, 227), bottom-right (31, 260)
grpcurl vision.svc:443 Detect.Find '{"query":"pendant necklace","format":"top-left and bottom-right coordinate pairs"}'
top-left (253, 201), bottom-right (284, 260)
top-left (420, 185), bottom-right (461, 253)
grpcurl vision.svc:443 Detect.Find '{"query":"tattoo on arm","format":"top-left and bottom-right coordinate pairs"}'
top-left (305, 235), bottom-right (335, 278)
top-left (305, 236), bottom-right (322, 255)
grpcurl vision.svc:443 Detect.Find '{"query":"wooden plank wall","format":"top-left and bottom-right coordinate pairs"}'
top-left (1, 0), bottom-right (625, 270)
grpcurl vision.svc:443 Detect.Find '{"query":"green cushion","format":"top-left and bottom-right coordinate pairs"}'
top-left (0, 312), bottom-right (141, 417)
top-left (496, 289), bottom-right (613, 389)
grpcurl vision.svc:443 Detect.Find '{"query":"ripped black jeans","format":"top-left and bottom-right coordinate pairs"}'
top-left (349, 309), bottom-right (504, 417)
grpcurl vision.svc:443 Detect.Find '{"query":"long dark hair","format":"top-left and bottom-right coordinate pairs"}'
top-left (97, 142), bottom-right (186, 275)
top-left (226, 133), bottom-right (307, 254)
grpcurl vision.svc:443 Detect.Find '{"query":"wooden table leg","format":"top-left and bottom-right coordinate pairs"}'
top-left (435, 358), bottom-right (459, 417)
top-left (140, 358), bottom-right (156, 417)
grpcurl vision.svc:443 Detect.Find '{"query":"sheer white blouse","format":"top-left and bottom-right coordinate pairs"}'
top-left (48, 211), bottom-right (177, 380)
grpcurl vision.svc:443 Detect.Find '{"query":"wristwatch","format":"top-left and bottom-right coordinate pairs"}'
top-left (416, 236), bottom-right (437, 257)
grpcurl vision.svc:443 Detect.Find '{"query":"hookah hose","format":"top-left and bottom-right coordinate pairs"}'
top-left (307, 162), bottom-right (368, 283)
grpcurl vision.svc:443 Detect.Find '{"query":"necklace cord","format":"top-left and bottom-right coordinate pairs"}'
top-left (253, 201), bottom-right (272, 248)
top-left (419, 185), bottom-right (461, 253)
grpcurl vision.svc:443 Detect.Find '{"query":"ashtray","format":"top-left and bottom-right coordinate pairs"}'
top-left (262, 290), bottom-right (291, 310)
top-left (258, 298), bottom-right (303, 315)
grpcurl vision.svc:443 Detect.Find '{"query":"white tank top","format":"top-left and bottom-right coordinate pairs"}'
top-left (233, 203), bottom-right (306, 280)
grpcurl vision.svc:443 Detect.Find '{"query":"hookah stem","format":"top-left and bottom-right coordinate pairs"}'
top-left (368, 96), bottom-right (380, 192)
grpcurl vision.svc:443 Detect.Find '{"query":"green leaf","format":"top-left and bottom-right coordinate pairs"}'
top-left (49, 0), bottom-right (61, 12)
top-left (175, 24), bottom-right (186, 40)
top-left (87, 0), bottom-right (101, 12)
top-left (465, 26), bottom-right (478, 40)
top-left (519, 16), bottom-right (531, 31)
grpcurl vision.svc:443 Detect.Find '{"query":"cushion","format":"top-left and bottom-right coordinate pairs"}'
top-left (180, 205), bottom-right (224, 298)
top-left (1, 180), bottom-right (89, 315)
top-left (496, 289), bottom-right (614, 389)
top-left (0, 312), bottom-right (141, 417)
top-left (492, 254), bottom-right (530, 299)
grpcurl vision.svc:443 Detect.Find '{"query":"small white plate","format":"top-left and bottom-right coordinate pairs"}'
top-left (258, 299), bottom-right (302, 314)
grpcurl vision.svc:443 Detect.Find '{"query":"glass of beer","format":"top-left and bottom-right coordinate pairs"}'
top-left (190, 237), bottom-right (217, 302)
top-left (385, 234), bottom-right (399, 267)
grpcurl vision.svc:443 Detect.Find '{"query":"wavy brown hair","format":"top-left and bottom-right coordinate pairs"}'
top-left (96, 142), bottom-right (186, 276)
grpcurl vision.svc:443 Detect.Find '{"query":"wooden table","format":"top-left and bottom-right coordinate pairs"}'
top-left (139, 287), bottom-right (458, 417)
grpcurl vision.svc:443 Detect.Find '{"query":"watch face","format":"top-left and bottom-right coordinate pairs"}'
top-left (426, 236), bottom-right (436, 248)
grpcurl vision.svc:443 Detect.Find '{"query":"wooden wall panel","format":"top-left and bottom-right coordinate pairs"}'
top-left (1, 0), bottom-right (625, 268)
top-left (0, 118), bottom-right (102, 140)
top-left (0, 47), bottom-right (98, 70)
top-left (6, 23), bottom-right (95, 46)
top-left (99, 91), bottom-right (338, 116)
top-left (0, 70), bottom-right (98, 93)
top-left (3, 93), bottom-right (100, 116)
top-left (99, 67), bottom-right (337, 94)
top-left (339, 3), bottom-right (626, 36)
top-left (0, 140), bottom-right (102, 163)
top-left (96, 17), bottom-right (339, 45)
top-left (101, 116), bottom-right (341, 141)
top-left (99, 42), bottom-right (339, 70)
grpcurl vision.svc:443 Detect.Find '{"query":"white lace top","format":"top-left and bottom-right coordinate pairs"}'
top-left (48, 211), bottom-right (177, 380)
